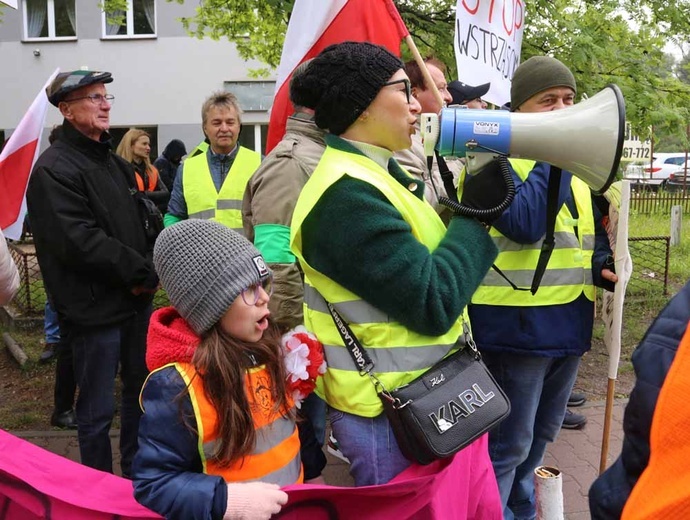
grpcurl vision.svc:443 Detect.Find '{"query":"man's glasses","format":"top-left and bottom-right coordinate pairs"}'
top-left (240, 277), bottom-right (274, 306)
top-left (64, 94), bottom-right (115, 106)
top-left (383, 79), bottom-right (411, 104)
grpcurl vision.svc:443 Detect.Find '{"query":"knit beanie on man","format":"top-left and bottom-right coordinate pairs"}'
top-left (153, 220), bottom-right (271, 335)
top-left (510, 56), bottom-right (577, 111)
top-left (296, 41), bottom-right (403, 135)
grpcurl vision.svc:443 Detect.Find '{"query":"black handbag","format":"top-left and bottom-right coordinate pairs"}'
top-left (327, 302), bottom-right (510, 465)
top-left (130, 188), bottom-right (164, 246)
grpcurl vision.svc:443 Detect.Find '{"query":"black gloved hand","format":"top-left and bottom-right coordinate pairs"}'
top-left (460, 158), bottom-right (510, 212)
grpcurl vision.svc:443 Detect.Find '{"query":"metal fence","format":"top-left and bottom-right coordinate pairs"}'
top-left (7, 242), bottom-right (44, 316)
top-left (627, 236), bottom-right (670, 296)
top-left (6, 239), bottom-right (169, 317)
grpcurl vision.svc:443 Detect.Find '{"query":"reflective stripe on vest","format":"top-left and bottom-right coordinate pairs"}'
top-left (471, 159), bottom-right (595, 306)
top-left (182, 146), bottom-right (260, 234)
top-left (291, 146), bottom-right (466, 417)
top-left (152, 362), bottom-right (303, 486)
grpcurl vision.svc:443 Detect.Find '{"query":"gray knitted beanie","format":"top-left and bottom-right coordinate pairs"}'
top-left (297, 41), bottom-right (403, 135)
top-left (153, 220), bottom-right (271, 335)
top-left (510, 56), bottom-right (576, 111)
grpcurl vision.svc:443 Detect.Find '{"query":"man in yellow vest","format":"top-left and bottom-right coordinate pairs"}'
top-left (164, 92), bottom-right (260, 234)
top-left (467, 56), bottom-right (618, 520)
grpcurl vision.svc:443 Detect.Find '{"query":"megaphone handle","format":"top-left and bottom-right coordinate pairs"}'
top-left (439, 155), bottom-right (515, 223)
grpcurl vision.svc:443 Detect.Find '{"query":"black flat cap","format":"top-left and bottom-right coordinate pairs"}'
top-left (46, 70), bottom-right (113, 107)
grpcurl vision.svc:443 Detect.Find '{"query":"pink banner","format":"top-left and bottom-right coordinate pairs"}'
top-left (0, 430), bottom-right (500, 519)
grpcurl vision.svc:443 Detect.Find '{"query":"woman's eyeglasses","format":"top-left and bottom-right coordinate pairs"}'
top-left (383, 79), bottom-right (411, 104)
top-left (240, 277), bottom-right (274, 306)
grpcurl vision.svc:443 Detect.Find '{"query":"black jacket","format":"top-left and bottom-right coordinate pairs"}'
top-left (589, 280), bottom-right (690, 518)
top-left (27, 120), bottom-right (158, 328)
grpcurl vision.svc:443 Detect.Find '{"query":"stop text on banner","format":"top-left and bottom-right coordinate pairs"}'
top-left (454, 0), bottom-right (525, 107)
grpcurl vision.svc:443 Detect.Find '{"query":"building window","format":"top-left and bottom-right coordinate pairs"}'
top-left (103, 0), bottom-right (155, 38)
top-left (23, 0), bottom-right (77, 40)
top-left (225, 82), bottom-right (276, 112)
top-left (238, 124), bottom-right (268, 155)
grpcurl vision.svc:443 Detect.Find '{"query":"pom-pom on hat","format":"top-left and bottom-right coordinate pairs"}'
top-left (510, 56), bottom-right (576, 111)
top-left (46, 70), bottom-right (113, 107)
top-left (153, 220), bottom-right (271, 335)
top-left (297, 41), bottom-right (403, 135)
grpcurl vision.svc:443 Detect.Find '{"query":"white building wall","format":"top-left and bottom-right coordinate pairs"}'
top-left (0, 0), bottom-right (274, 154)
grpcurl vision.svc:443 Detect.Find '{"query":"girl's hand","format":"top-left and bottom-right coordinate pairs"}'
top-left (224, 482), bottom-right (288, 520)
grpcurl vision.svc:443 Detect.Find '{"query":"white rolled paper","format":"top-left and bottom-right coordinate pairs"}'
top-left (534, 465), bottom-right (564, 520)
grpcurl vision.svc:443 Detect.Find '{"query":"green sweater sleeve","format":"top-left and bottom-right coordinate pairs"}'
top-left (301, 176), bottom-right (498, 337)
top-left (163, 213), bottom-right (183, 227)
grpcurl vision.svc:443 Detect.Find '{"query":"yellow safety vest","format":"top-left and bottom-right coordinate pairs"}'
top-left (144, 362), bottom-right (303, 486)
top-left (291, 146), bottom-right (466, 417)
top-left (471, 159), bottom-right (595, 306)
top-left (182, 146), bottom-right (260, 234)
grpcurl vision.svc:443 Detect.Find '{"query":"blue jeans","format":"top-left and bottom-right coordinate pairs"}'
top-left (329, 408), bottom-right (411, 486)
top-left (301, 392), bottom-right (327, 446)
top-left (482, 352), bottom-right (580, 520)
top-left (44, 301), bottom-right (60, 344)
top-left (66, 304), bottom-right (151, 477)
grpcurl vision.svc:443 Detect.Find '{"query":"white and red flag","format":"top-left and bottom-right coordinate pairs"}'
top-left (266, 0), bottom-right (409, 152)
top-left (0, 69), bottom-right (59, 240)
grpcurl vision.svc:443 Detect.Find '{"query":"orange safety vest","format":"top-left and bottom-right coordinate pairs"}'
top-left (170, 361), bottom-right (303, 485)
top-left (622, 320), bottom-right (690, 519)
top-left (135, 164), bottom-right (159, 192)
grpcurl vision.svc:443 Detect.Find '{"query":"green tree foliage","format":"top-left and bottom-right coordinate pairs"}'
top-left (102, 0), bottom-right (690, 144)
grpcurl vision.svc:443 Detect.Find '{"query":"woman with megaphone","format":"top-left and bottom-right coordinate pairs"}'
top-left (289, 41), bottom-right (506, 516)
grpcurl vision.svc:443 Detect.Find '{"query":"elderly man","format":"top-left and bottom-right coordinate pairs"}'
top-left (27, 70), bottom-right (159, 477)
top-left (467, 56), bottom-right (618, 519)
top-left (395, 57), bottom-right (454, 216)
top-left (165, 92), bottom-right (260, 234)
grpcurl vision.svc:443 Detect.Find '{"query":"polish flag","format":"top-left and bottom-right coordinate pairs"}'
top-left (266, 0), bottom-right (409, 152)
top-left (0, 69), bottom-right (59, 240)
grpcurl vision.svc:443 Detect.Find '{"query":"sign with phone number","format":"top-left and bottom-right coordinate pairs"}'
top-left (621, 140), bottom-right (651, 161)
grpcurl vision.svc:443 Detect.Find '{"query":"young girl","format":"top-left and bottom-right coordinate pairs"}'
top-left (132, 219), bottom-right (302, 520)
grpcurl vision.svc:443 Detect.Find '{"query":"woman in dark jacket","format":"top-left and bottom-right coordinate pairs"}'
top-left (589, 280), bottom-right (690, 518)
top-left (117, 128), bottom-right (170, 213)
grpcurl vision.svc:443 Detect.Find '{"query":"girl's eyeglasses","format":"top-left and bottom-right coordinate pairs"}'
top-left (240, 277), bottom-right (274, 306)
top-left (383, 78), bottom-right (411, 104)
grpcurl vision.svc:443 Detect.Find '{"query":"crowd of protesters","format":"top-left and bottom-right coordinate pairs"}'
top-left (2, 39), bottom-right (688, 519)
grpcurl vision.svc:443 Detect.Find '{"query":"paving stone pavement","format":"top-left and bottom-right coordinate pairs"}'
top-left (11, 399), bottom-right (626, 519)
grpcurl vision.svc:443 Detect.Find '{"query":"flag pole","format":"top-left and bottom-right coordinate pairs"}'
top-left (598, 180), bottom-right (632, 474)
top-left (403, 35), bottom-right (444, 108)
top-left (599, 378), bottom-right (616, 473)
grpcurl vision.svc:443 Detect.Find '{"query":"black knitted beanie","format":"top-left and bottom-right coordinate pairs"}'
top-left (297, 41), bottom-right (403, 135)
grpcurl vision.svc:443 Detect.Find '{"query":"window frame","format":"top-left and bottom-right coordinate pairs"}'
top-left (101, 0), bottom-right (157, 40)
top-left (22, 0), bottom-right (78, 42)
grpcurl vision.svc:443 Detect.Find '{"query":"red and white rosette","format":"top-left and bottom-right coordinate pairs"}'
top-left (281, 325), bottom-right (327, 407)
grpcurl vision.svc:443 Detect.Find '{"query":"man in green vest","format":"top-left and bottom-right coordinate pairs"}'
top-left (164, 92), bottom-right (260, 234)
top-left (467, 56), bottom-right (618, 520)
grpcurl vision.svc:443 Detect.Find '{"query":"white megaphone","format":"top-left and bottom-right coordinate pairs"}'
top-left (422, 84), bottom-right (625, 195)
